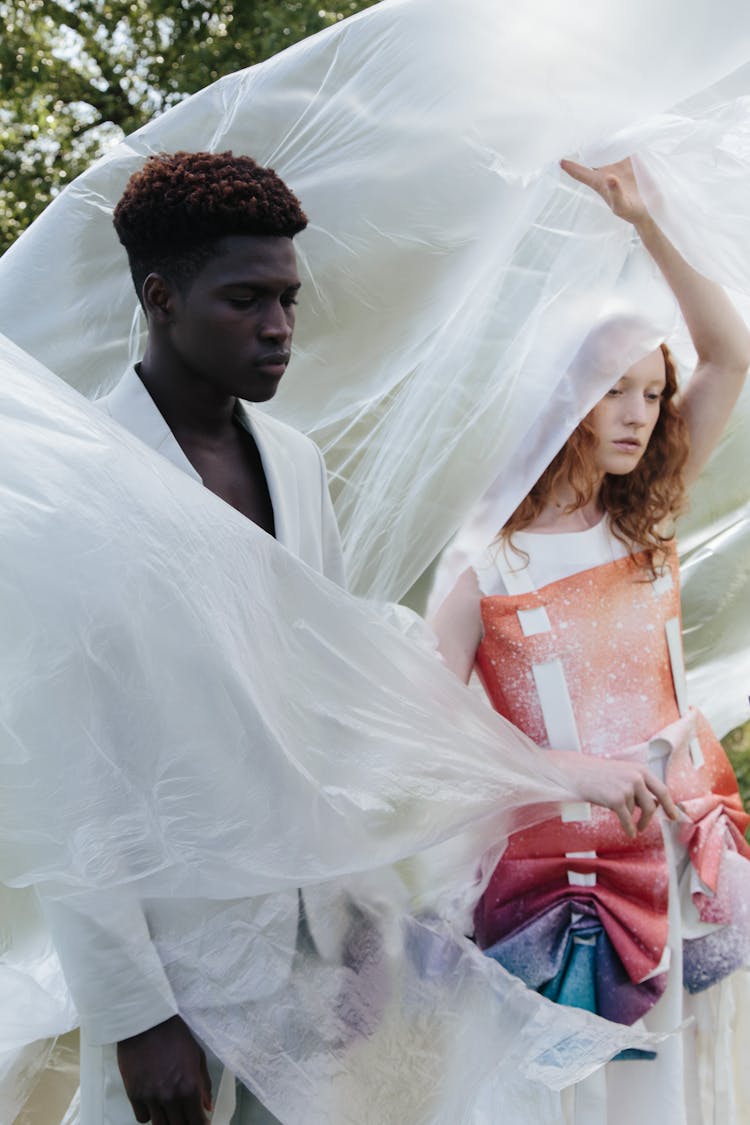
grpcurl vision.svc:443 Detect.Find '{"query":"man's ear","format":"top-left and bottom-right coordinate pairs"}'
top-left (142, 273), bottom-right (178, 323)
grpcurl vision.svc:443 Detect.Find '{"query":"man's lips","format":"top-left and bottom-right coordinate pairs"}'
top-left (254, 353), bottom-right (291, 376)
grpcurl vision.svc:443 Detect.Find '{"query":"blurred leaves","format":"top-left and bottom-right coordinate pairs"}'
top-left (0, 0), bottom-right (378, 251)
top-left (724, 720), bottom-right (750, 832)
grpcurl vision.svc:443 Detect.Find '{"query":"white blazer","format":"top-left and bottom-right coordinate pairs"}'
top-left (43, 369), bottom-right (347, 1048)
top-left (97, 366), bottom-right (346, 586)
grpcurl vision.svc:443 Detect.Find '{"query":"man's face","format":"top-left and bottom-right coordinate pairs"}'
top-left (167, 234), bottom-right (301, 402)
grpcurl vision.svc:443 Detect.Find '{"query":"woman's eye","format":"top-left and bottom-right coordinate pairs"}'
top-left (606, 388), bottom-right (622, 397)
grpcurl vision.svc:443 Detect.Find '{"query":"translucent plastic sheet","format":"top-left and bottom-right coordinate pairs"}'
top-left (0, 886), bottom-right (77, 1123)
top-left (0, 335), bottom-right (664, 1122)
top-left (0, 0), bottom-right (749, 602)
top-left (1, 0), bottom-right (749, 722)
top-left (8, 1033), bottom-right (79, 1125)
top-left (0, 0), bottom-right (749, 1119)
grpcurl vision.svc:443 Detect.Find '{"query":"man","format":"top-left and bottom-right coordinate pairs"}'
top-left (48, 150), bottom-right (345, 1125)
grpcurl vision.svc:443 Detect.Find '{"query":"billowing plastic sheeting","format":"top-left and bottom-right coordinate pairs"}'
top-left (0, 0), bottom-right (749, 727)
top-left (5, 1032), bottom-right (79, 1125)
top-left (0, 0), bottom-right (748, 596)
top-left (0, 335), bottom-right (666, 1123)
top-left (0, 886), bottom-right (77, 1122)
top-left (1, 0), bottom-right (750, 1119)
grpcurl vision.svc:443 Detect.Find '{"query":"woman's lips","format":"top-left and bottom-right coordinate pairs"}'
top-left (613, 439), bottom-right (642, 451)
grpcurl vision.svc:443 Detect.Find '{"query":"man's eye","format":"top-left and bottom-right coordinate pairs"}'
top-left (282, 295), bottom-right (299, 308)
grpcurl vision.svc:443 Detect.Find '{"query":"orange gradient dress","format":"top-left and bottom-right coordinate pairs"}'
top-left (471, 521), bottom-right (750, 1030)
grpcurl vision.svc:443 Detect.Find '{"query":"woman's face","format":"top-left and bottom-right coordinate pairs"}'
top-left (588, 348), bottom-right (666, 477)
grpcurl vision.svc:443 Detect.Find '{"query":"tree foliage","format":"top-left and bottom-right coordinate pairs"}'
top-left (0, 0), bottom-right (379, 253)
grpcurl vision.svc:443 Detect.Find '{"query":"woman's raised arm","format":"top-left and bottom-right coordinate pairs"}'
top-left (562, 156), bottom-right (750, 485)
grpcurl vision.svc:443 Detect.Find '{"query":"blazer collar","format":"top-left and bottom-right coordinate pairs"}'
top-left (235, 402), bottom-right (293, 548)
top-left (99, 367), bottom-right (200, 481)
top-left (99, 369), bottom-right (292, 547)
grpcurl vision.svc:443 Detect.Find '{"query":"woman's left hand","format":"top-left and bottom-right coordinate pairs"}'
top-left (545, 748), bottom-right (680, 838)
top-left (560, 157), bottom-right (649, 226)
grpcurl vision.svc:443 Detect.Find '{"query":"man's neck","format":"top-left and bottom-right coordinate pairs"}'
top-left (135, 358), bottom-right (275, 533)
top-left (137, 355), bottom-right (237, 444)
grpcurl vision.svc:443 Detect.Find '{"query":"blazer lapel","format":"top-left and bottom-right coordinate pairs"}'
top-left (101, 375), bottom-right (300, 552)
top-left (97, 368), bottom-right (201, 482)
top-left (238, 405), bottom-right (300, 555)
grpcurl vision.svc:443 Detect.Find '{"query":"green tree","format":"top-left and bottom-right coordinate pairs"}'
top-left (0, 0), bottom-right (379, 253)
top-left (724, 720), bottom-right (750, 833)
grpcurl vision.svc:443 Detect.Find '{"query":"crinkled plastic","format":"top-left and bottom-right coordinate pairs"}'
top-left (0, 334), bottom-right (667, 1122)
top-left (0, 0), bottom-right (748, 602)
top-left (1, 0), bottom-right (749, 730)
top-left (1, 0), bottom-right (750, 1120)
top-left (0, 338), bottom-right (574, 897)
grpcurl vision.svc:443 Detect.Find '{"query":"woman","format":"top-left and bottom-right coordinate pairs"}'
top-left (431, 158), bottom-right (750, 1122)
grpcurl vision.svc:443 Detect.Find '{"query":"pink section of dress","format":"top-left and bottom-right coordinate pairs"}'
top-left (474, 536), bottom-right (749, 993)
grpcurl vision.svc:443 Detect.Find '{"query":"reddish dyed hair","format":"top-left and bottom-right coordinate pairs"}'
top-left (502, 344), bottom-right (690, 572)
top-left (113, 150), bottom-right (307, 300)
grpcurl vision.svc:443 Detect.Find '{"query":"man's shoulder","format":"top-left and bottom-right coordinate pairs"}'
top-left (94, 387), bottom-right (116, 415)
top-left (94, 367), bottom-right (149, 424)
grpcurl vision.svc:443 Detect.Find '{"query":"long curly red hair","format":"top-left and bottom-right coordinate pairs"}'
top-left (502, 344), bottom-right (690, 572)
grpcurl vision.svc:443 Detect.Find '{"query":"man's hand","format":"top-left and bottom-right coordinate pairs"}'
top-left (117, 1014), bottom-right (213, 1124)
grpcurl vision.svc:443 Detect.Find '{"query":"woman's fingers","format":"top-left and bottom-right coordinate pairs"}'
top-left (554, 750), bottom-right (680, 837)
top-left (609, 766), bottom-right (680, 838)
top-left (559, 157), bottom-right (598, 188)
top-left (632, 778), bottom-right (658, 833)
top-left (618, 770), bottom-right (680, 837)
top-left (560, 158), bottom-right (620, 202)
top-left (614, 802), bottom-right (637, 839)
top-left (560, 155), bottom-right (649, 225)
top-left (645, 773), bottom-right (681, 822)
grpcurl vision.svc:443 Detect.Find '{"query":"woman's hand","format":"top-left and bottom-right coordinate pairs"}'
top-left (560, 157), bottom-right (649, 227)
top-left (545, 749), bottom-right (680, 838)
top-left (562, 153), bottom-right (750, 484)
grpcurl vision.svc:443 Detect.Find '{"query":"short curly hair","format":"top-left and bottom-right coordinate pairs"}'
top-left (113, 150), bottom-right (308, 300)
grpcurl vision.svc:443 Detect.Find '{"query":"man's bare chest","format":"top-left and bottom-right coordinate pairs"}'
top-left (184, 429), bottom-right (276, 536)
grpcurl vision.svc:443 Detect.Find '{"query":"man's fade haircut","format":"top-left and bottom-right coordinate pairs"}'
top-left (113, 150), bottom-right (308, 302)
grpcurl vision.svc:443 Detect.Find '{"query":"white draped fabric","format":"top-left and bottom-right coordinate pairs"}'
top-left (1, 0), bottom-right (750, 1120)
top-left (0, 334), bottom-right (664, 1122)
top-left (1, 1), bottom-right (749, 728)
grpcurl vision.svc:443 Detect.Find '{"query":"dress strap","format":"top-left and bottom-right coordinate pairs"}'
top-left (651, 547), bottom-right (704, 768)
top-left (488, 542), bottom-right (590, 824)
top-left (664, 616), bottom-right (704, 768)
top-left (492, 541), bottom-right (538, 596)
